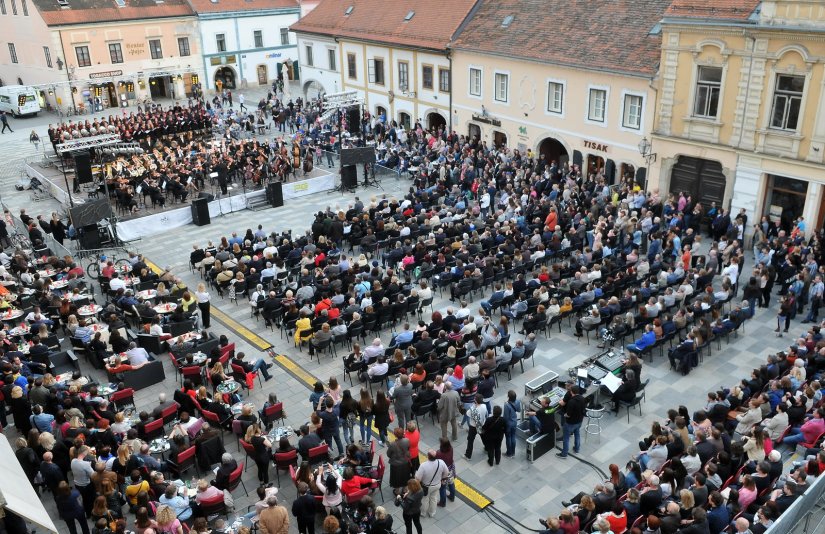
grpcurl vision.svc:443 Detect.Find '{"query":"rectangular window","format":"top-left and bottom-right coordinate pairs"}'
top-left (10, 0), bottom-right (15, 15)
top-left (216, 34), bottom-right (226, 53)
top-left (8, 43), bottom-right (17, 63)
top-left (328, 49), bottom-right (336, 71)
top-left (469, 67), bottom-right (481, 97)
top-left (422, 65), bottom-right (433, 89)
top-left (1, 0), bottom-right (6, 15)
top-left (588, 88), bottom-right (607, 122)
top-left (177, 37), bottom-right (190, 57)
top-left (368, 58), bottom-right (384, 85)
top-left (253, 30), bottom-right (263, 48)
top-left (347, 53), bottom-right (356, 79)
top-left (438, 68), bottom-right (450, 92)
top-left (623, 94), bottom-right (643, 129)
top-left (108, 43), bottom-right (123, 64)
top-left (693, 66), bottom-right (722, 118)
top-left (547, 81), bottom-right (563, 113)
top-left (770, 74), bottom-right (805, 131)
top-left (398, 61), bottom-right (408, 91)
top-left (305, 45), bottom-right (313, 66)
top-left (149, 39), bottom-right (162, 59)
top-left (44, 46), bottom-right (52, 68)
top-left (280, 28), bottom-right (289, 45)
top-left (494, 72), bottom-right (509, 102)
top-left (75, 45), bottom-right (91, 67)
top-left (21, 0), bottom-right (26, 15)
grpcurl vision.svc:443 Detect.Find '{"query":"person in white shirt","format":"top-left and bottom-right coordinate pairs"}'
top-left (455, 301), bottom-right (471, 319)
top-left (109, 273), bottom-right (127, 291)
top-left (361, 357), bottom-right (388, 382)
top-left (418, 281), bottom-right (433, 302)
top-left (125, 342), bottom-right (151, 365)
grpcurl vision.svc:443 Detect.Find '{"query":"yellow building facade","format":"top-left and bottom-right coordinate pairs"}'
top-left (654, 0), bottom-right (825, 234)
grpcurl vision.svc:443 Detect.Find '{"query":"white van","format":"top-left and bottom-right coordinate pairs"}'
top-left (0, 85), bottom-right (41, 117)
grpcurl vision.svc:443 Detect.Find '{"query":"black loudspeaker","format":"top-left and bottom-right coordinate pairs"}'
top-left (68, 198), bottom-right (111, 228)
top-left (78, 224), bottom-right (100, 250)
top-left (191, 197), bottom-right (210, 226)
top-left (198, 192), bottom-right (215, 202)
top-left (341, 165), bottom-right (357, 189)
top-left (266, 182), bottom-right (284, 208)
top-left (75, 153), bottom-right (93, 184)
top-left (346, 108), bottom-right (360, 134)
top-left (340, 147), bottom-right (376, 166)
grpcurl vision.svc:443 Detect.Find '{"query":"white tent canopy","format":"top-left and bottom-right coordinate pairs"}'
top-left (0, 433), bottom-right (58, 533)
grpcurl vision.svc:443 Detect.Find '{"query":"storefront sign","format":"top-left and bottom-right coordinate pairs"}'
top-left (126, 43), bottom-right (145, 56)
top-left (471, 113), bottom-right (501, 127)
top-left (89, 70), bottom-right (123, 79)
top-left (583, 140), bottom-right (609, 152)
top-left (266, 52), bottom-right (283, 59)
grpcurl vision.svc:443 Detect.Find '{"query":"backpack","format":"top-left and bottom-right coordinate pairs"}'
top-left (469, 406), bottom-right (483, 433)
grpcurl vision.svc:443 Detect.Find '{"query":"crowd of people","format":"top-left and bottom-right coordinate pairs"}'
top-left (6, 81), bottom-right (825, 534)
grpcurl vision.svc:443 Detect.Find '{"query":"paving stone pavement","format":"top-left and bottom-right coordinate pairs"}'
top-left (0, 114), bottom-right (805, 533)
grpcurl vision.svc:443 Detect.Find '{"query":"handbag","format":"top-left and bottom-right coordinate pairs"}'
top-left (107, 512), bottom-right (117, 532)
top-left (421, 460), bottom-right (442, 495)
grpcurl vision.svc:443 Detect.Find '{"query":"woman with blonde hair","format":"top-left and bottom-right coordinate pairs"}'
top-left (155, 282), bottom-right (169, 301)
top-left (245, 423), bottom-right (272, 484)
top-left (194, 282), bottom-right (211, 328)
top-left (66, 314), bottom-right (80, 335)
top-left (154, 504), bottom-right (184, 534)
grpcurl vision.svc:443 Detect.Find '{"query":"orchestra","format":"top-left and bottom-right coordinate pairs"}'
top-left (45, 103), bottom-right (313, 213)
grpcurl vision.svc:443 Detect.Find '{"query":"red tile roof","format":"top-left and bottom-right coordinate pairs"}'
top-left (451, 0), bottom-right (672, 77)
top-left (290, 0), bottom-right (479, 51)
top-left (32, 0), bottom-right (194, 26)
top-left (187, 0), bottom-right (298, 14)
top-left (664, 0), bottom-right (760, 21)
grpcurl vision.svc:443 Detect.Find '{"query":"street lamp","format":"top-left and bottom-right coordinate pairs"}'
top-left (637, 136), bottom-right (657, 193)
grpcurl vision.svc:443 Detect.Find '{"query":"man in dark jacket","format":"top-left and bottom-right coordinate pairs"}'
top-left (212, 453), bottom-right (237, 490)
top-left (297, 424), bottom-right (322, 461)
top-left (292, 481), bottom-right (317, 533)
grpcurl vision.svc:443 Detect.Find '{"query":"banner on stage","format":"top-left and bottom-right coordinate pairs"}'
top-left (281, 174), bottom-right (334, 199)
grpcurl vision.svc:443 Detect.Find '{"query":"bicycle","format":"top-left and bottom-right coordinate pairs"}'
top-left (84, 251), bottom-right (132, 279)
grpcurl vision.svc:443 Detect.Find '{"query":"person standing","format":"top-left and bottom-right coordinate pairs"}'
top-left (319, 397), bottom-right (344, 455)
top-left (482, 405), bottom-right (506, 466)
top-left (463, 394), bottom-right (488, 460)
top-left (503, 390), bottom-right (521, 458)
top-left (71, 446), bottom-right (96, 517)
top-left (398, 478), bottom-right (424, 534)
top-left (391, 374), bottom-right (414, 429)
top-left (292, 482), bottom-right (316, 534)
top-left (50, 212), bottom-right (67, 245)
top-left (0, 111), bottom-right (13, 133)
top-left (556, 385), bottom-right (587, 459)
top-left (435, 438), bottom-right (456, 507)
top-left (239, 93), bottom-right (246, 112)
top-left (195, 282), bottom-right (211, 328)
top-left (437, 382), bottom-right (460, 442)
top-left (54, 481), bottom-right (91, 534)
top-left (258, 495), bottom-right (290, 534)
top-left (246, 424), bottom-right (272, 484)
top-left (415, 450), bottom-right (449, 518)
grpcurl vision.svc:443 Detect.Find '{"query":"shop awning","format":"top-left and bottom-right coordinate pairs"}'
top-left (0, 434), bottom-right (58, 533)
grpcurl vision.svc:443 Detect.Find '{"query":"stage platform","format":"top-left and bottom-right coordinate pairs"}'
top-left (24, 161), bottom-right (337, 241)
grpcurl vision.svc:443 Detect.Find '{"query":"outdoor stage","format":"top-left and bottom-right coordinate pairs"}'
top-left (24, 161), bottom-right (337, 241)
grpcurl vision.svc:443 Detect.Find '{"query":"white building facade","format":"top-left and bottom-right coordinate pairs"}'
top-left (192, 0), bottom-right (300, 91)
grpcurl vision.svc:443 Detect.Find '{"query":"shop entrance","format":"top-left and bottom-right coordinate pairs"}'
top-left (468, 123), bottom-right (481, 142)
top-left (765, 174), bottom-right (807, 233)
top-left (587, 154), bottom-right (605, 176)
top-left (214, 67), bottom-right (237, 90)
top-left (427, 112), bottom-right (446, 131)
top-left (256, 65), bottom-right (268, 85)
top-left (669, 156), bottom-right (726, 207)
top-left (493, 130), bottom-right (507, 148)
top-left (149, 76), bottom-right (168, 98)
top-left (538, 137), bottom-right (568, 167)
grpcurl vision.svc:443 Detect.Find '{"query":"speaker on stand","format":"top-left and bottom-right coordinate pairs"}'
top-left (191, 197), bottom-right (211, 226)
top-left (346, 107), bottom-right (361, 135)
top-left (266, 182), bottom-right (284, 208)
top-left (341, 166), bottom-right (357, 191)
